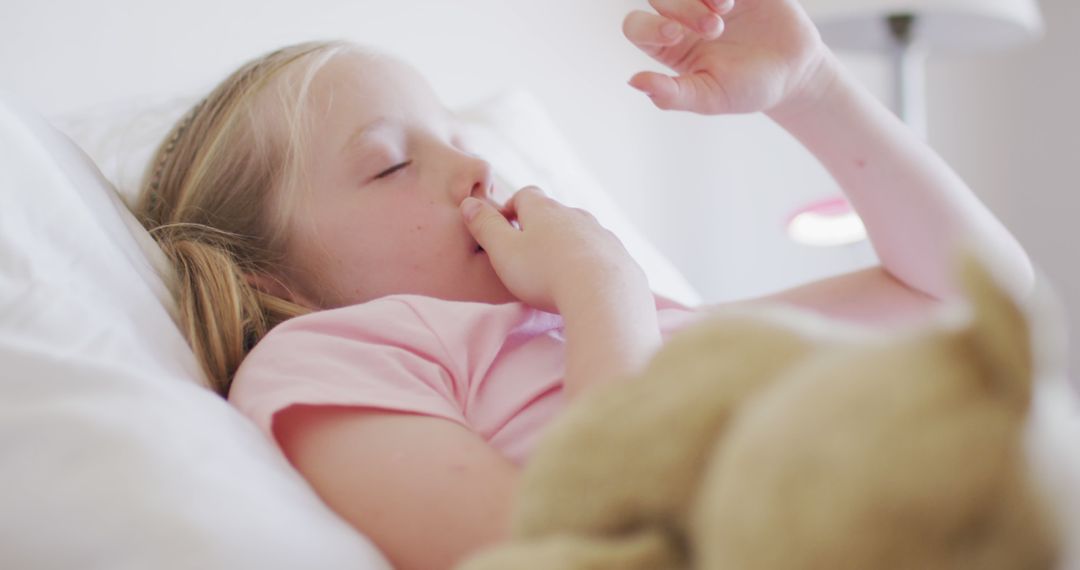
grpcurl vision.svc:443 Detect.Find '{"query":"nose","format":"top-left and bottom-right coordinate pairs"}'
top-left (452, 150), bottom-right (495, 204)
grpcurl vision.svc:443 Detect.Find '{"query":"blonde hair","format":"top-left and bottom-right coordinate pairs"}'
top-left (135, 40), bottom-right (352, 396)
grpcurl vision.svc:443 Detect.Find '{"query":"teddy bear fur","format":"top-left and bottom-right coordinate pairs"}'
top-left (456, 251), bottom-right (1060, 570)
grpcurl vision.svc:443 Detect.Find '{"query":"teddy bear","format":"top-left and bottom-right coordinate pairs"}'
top-left (456, 250), bottom-right (1061, 570)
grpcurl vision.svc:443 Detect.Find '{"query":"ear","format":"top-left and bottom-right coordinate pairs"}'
top-left (244, 272), bottom-right (318, 310)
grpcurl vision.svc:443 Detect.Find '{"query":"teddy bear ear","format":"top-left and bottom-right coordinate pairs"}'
top-left (955, 245), bottom-right (1035, 413)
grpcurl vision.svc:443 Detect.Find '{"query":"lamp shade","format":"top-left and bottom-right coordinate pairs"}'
top-left (805, 0), bottom-right (1044, 53)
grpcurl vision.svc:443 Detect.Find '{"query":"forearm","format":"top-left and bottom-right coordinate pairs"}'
top-left (767, 51), bottom-right (1034, 301)
top-left (558, 277), bottom-right (661, 401)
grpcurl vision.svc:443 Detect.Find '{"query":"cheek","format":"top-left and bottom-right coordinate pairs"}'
top-left (301, 194), bottom-right (459, 275)
top-left (327, 213), bottom-right (439, 272)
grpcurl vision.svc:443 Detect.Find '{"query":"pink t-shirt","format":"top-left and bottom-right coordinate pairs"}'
top-left (228, 293), bottom-right (704, 466)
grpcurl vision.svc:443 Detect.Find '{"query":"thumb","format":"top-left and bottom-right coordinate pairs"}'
top-left (461, 197), bottom-right (514, 253)
top-left (629, 71), bottom-right (721, 113)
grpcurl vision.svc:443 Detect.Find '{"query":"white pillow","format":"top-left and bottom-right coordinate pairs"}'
top-left (7, 85), bottom-right (700, 569)
top-left (455, 90), bottom-right (703, 307)
top-left (2, 86), bottom-right (697, 570)
top-left (6, 88), bottom-right (1080, 570)
top-left (55, 90), bottom-right (704, 307)
top-left (0, 91), bottom-right (392, 570)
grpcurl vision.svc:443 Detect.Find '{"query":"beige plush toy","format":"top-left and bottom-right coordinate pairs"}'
top-left (457, 252), bottom-right (1061, 570)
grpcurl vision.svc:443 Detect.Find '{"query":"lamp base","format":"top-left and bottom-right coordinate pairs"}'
top-left (887, 13), bottom-right (928, 139)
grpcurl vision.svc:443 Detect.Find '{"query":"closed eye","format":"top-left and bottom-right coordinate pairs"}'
top-left (375, 161), bottom-right (412, 180)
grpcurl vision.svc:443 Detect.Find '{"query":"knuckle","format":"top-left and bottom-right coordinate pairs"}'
top-left (513, 186), bottom-right (541, 206)
top-left (522, 185), bottom-right (546, 198)
top-left (573, 207), bottom-right (597, 222)
top-left (526, 188), bottom-right (559, 208)
top-left (622, 12), bottom-right (637, 36)
top-left (648, 0), bottom-right (675, 17)
top-left (649, 0), bottom-right (707, 27)
top-left (623, 10), bottom-right (650, 34)
top-left (471, 211), bottom-right (498, 234)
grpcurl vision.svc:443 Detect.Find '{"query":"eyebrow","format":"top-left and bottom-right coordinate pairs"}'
top-left (340, 117), bottom-right (389, 155)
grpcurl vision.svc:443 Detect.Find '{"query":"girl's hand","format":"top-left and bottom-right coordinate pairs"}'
top-left (460, 187), bottom-right (649, 314)
top-left (463, 188), bottom-right (662, 397)
top-left (623, 0), bottom-right (834, 118)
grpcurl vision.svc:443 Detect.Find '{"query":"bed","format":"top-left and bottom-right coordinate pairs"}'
top-left (0, 87), bottom-right (705, 569)
top-left (1, 85), bottom-right (1078, 568)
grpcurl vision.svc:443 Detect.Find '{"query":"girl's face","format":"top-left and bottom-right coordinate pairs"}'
top-left (277, 52), bottom-right (517, 309)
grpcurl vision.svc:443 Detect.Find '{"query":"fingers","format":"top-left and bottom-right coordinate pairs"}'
top-left (461, 197), bottom-right (515, 255)
top-left (647, 0), bottom-right (732, 39)
top-left (629, 71), bottom-right (723, 113)
top-left (501, 186), bottom-right (550, 224)
top-left (623, 10), bottom-right (685, 50)
top-left (709, 0), bottom-right (736, 15)
top-left (462, 186), bottom-right (551, 250)
top-left (506, 187), bottom-right (602, 230)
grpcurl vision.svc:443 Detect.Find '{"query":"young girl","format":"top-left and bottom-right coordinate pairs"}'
top-left (135, 0), bottom-right (1034, 568)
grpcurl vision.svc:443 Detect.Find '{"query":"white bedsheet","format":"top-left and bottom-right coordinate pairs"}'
top-left (1, 85), bottom-right (1077, 568)
top-left (0, 91), bottom-right (392, 569)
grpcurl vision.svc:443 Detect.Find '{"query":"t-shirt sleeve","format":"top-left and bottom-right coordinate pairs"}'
top-left (227, 298), bottom-right (468, 442)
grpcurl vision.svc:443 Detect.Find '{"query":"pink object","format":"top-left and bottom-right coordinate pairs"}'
top-left (229, 294), bottom-right (704, 466)
top-left (784, 195), bottom-right (868, 247)
top-left (783, 195), bottom-right (853, 228)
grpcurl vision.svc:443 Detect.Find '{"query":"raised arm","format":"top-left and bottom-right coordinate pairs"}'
top-left (765, 52), bottom-right (1034, 301)
top-left (623, 0), bottom-right (1034, 303)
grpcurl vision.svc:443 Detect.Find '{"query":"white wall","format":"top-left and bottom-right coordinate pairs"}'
top-left (2, 0), bottom-right (1072, 372)
top-left (925, 0), bottom-right (1078, 375)
top-left (0, 0), bottom-right (878, 301)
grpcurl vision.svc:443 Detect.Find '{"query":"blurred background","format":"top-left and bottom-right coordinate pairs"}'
top-left (1, 0), bottom-right (1075, 373)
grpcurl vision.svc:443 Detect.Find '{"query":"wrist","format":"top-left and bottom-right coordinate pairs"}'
top-left (765, 47), bottom-right (845, 127)
top-left (558, 276), bottom-right (662, 400)
top-left (553, 261), bottom-right (652, 315)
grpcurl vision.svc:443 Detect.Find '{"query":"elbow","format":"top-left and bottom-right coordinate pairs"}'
top-left (934, 239), bottom-right (1037, 306)
top-left (924, 236), bottom-right (1037, 304)
top-left (975, 238), bottom-right (1037, 304)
